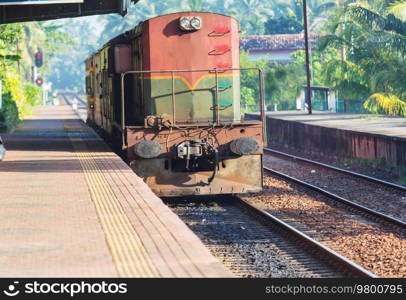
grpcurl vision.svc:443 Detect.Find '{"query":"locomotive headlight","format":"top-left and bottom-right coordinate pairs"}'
top-left (134, 140), bottom-right (161, 159)
top-left (230, 137), bottom-right (259, 156)
top-left (179, 16), bottom-right (202, 31)
top-left (190, 17), bottom-right (202, 30)
top-left (179, 17), bottom-right (190, 31)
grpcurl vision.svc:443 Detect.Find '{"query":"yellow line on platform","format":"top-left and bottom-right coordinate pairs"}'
top-left (68, 134), bottom-right (160, 278)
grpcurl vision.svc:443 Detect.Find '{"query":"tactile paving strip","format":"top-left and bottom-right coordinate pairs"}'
top-left (69, 134), bottom-right (160, 277)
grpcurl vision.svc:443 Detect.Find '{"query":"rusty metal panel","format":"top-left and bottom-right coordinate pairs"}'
top-left (114, 44), bottom-right (132, 73)
top-left (125, 123), bottom-right (264, 161)
top-left (125, 123), bottom-right (264, 196)
top-left (130, 155), bottom-right (263, 196)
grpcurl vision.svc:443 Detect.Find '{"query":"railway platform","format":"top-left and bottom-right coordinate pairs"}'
top-left (0, 104), bottom-right (232, 278)
top-left (263, 111), bottom-right (406, 138)
top-left (247, 111), bottom-right (406, 168)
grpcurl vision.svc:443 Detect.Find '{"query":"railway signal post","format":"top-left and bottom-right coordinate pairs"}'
top-left (35, 51), bottom-right (43, 68)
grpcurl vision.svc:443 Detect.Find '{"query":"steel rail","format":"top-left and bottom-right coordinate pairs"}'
top-left (263, 165), bottom-right (406, 229)
top-left (237, 198), bottom-right (378, 278)
top-left (60, 93), bottom-right (86, 106)
top-left (61, 93), bottom-right (75, 105)
top-left (73, 94), bottom-right (87, 105)
top-left (264, 147), bottom-right (406, 192)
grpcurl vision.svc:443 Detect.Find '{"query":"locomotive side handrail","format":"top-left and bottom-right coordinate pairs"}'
top-left (120, 68), bottom-right (266, 147)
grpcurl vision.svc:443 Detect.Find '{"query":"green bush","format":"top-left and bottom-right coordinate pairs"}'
top-left (24, 83), bottom-right (41, 106)
top-left (0, 75), bottom-right (41, 131)
top-left (0, 93), bottom-right (19, 132)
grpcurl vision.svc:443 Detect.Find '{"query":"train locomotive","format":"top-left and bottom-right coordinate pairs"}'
top-left (85, 12), bottom-right (265, 196)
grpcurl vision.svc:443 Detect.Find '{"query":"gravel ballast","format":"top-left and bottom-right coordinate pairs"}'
top-left (243, 174), bottom-right (406, 278)
top-left (165, 198), bottom-right (347, 278)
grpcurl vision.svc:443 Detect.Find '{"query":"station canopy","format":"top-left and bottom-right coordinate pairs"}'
top-left (0, 0), bottom-right (139, 24)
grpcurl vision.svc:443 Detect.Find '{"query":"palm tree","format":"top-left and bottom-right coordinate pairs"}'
top-left (223, 0), bottom-right (275, 34)
top-left (319, 0), bottom-right (406, 116)
top-left (389, 0), bottom-right (406, 20)
top-left (364, 93), bottom-right (406, 116)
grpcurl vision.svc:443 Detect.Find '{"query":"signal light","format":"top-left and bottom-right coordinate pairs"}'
top-left (35, 77), bottom-right (44, 87)
top-left (35, 52), bottom-right (43, 68)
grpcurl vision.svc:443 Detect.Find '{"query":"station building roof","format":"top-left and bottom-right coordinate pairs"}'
top-left (0, 0), bottom-right (139, 24)
top-left (240, 34), bottom-right (321, 52)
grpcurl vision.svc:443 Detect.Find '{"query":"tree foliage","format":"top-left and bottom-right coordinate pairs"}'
top-left (265, 15), bottom-right (303, 35)
top-left (364, 93), bottom-right (406, 116)
top-left (29, 0), bottom-right (406, 118)
top-left (0, 21), bottom-right (69, 130)
top-left (318, 0), bottom-right (406, 116)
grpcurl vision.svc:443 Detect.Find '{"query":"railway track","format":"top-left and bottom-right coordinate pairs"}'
top-left (58, 95), bottom-right (403, 277)
top-left (165, 197), bottom-right (377, 278)
top-left (60, 92), bottom-right (87, 122)
top-left (60, 92), bottom-right (86, 106)
top-left (263, 147), bottom-right (406, 228)
top-left (250, 149), bottom-right (406, 277)
top-left (264, 147), bottom-right (406, 192)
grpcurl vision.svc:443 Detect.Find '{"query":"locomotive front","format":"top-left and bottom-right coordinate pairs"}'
top-left (90, 12), bottom-right (265, 196)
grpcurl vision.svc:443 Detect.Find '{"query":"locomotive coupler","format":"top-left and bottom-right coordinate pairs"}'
top-left (177, 140), bottom-right (203, 170)
top-left (176, 140), bottom-right (219, 183)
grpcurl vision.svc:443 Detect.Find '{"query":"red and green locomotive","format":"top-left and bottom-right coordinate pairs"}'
top-left (85, 12), bottom-right (265, 196)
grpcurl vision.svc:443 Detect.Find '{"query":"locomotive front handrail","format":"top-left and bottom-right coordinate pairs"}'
top-left (215, 68), bottom-right (219, 125)
top-left (171, 71), bottom-right (176, 126)
top-left (120, 67), bottom-right (266, 147)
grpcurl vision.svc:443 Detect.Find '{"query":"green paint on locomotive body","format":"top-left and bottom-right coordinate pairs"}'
top-left (142, 74), bottom-right (241, 124)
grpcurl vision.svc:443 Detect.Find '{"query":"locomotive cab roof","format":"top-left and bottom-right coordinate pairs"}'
top-left (89, 11), bottom-right (239, 58)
